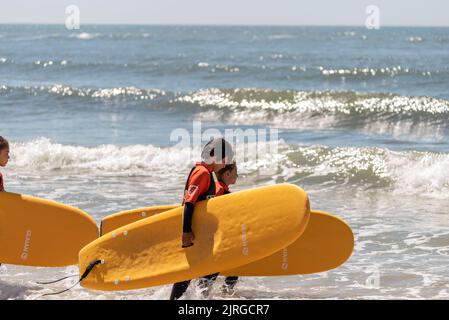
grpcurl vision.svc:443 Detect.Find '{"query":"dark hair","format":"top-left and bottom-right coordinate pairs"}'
top-left (201, 138), bottom-right (234, 164)
top-left (216, 162), bottom-right (236, 180)
top-left (0, 136), bottom-right (9, 151)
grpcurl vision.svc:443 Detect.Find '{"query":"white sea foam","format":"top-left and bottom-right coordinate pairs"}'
top-left (73, 32), bottom-right (99, 40)
top-left (10, 138), bottom-right (191, 173)
top-left (408, 36), bottom-right (423, 43)
top-left (387, 151), bottom-right (449, 199)
top-left (6, 139), bottom-right (449, 198)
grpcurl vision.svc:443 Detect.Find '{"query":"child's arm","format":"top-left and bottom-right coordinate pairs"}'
top-left (181, 203), bottom-right (195, 247)
top-left (182, 202), bottom-right (195, 233)
top-left (181, 170), bottom-right (210, 247)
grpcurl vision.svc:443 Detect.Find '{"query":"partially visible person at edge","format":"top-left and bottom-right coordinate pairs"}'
top-left (0, 136), bottom-right (10, 269)
top-left (0, 136), bottom-right (9, 192)
top-left (169, 138), bottom-right (234, 300)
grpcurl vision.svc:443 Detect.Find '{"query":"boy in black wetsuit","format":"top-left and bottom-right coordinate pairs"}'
top-left (170, 138), bottom-right (234, 300)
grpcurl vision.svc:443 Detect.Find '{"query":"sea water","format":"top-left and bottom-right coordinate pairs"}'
top-left (1, 25), bottom-right (448, 299)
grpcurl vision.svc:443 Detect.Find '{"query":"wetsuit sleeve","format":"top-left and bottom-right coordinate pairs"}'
top-left (182, 203), bottom-right (194, 233)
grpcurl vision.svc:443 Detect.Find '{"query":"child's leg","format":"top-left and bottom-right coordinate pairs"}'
top-left (224, 276), bottom-right (238, 287)
top-left (197, 273), bottom-right (219, 297)
top-left (170, 280), bottom-right (192, 300)
top-left (222, 276), bottom-right (239, 294)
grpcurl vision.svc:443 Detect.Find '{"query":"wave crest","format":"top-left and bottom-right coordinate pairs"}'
top-left (0, 85), bottom-right (166, 100)
top-left (8, 139), bottom-right (449, 198)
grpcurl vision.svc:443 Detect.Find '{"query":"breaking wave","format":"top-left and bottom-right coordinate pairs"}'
top-left (7, 138), bottom-right (449, 198)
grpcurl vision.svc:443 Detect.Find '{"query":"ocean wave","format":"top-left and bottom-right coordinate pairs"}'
top-left (267, 34), bottom-right (295, 40)
top-left (5, 32), bottom-right (158, 42)
top-left (33, 60), bottom-right (69, 68)
top-left (176, 88), bottom-right (449, 115)
top-left (2, 85), bottom-right (448, 139)
top-left (0, 84), bottom-right (166, 100)
top-left (1, 58), bottom-right (247, 74)
top-left (408, 36), bottom-right (424, 43)
top-left (336, 31), bottom-right (357, 37)
top-left (9, 138), bottom-right (191, 173)
top-left (2, 54), bottom-right (443, 81)
top-left (7, 139), bottom-right (449, 197)
top-left (71, 32), bottom-right (101, 40)
top-left (176, 88), bottom-right (449, 140)
top-left (319, 66), bottom-right (433, 78)
top-left (282, 145), bottom-right (449, 197)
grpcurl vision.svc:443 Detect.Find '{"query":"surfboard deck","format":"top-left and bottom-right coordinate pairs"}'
top-left (79, 184), bottom-right (310, 291)
top-left (101, 205), bottom-right (353, 276)
top-left (100, 205), bottom-right (178, 236)
top-left (0, 192), bottom-right (99, 267)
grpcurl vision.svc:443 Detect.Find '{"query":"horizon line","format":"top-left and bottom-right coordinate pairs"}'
top-left (1, 22), bottom-right (449, 28)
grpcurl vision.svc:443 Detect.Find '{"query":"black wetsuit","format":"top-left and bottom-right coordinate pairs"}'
top-left (170, 166), bottom-right (217, 300)
top-left (170, 178), bottom-right (239, 300)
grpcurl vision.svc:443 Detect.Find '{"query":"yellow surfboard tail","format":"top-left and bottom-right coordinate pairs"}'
top-left (0, 192), bottom-right (99, 267)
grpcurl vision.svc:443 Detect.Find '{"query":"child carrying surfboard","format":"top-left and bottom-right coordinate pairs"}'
top-left (170, 137), bottom-right (234, 300)
top-left (0, 136), bottom-right (10, 192)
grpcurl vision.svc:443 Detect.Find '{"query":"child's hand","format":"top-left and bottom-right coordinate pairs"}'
top-left (182, 232), bottom-right (195, 248)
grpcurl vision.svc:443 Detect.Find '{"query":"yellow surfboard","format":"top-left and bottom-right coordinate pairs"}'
top-left (222, 210), bottom-right (354, 276)
top-left (79, 184), bottom-right (310, 291)
top-left (100, 205), bottom-right (178, 236)
top-left (0, 192), bottom-right (99, 267)
top-left (101, 206), bottom-right (353, 276)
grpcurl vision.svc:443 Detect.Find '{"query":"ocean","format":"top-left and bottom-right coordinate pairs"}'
top-left (0, 25), bottom-right (448, 300)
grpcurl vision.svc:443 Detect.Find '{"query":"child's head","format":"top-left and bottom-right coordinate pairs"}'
top-left (217, 162), bottom-right (238, 186)
top-left (201, 138), bottom-right (234, 171)
top-left (0, 136), bottom-right (9, 167)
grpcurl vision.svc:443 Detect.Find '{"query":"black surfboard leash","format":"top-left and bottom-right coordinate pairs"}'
top-left (36, 275), bottom-right (78, 285)
top-left (38, 259), bottom-right (102, 297)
